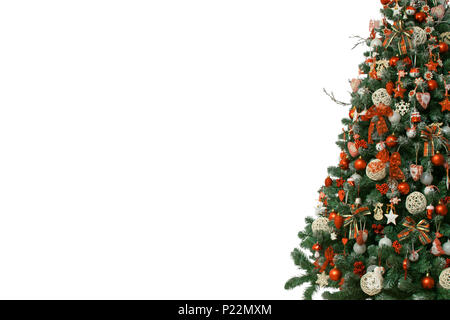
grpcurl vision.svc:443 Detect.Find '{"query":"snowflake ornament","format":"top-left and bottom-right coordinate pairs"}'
top-left (316, 272), bottom-right (329, 288)
top-left (395, 100), bottom-right (410, 116)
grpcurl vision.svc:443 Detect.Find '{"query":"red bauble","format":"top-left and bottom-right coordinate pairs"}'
top-left (328, 211), bottom-right (337, 221)
top-left (436, 203), bottom-right (448, 216)
top-left (325, 176), bottom-right (333, 187)
top-left (403, 57), bottom-right (412, 66)
top-left (431, 153), bottom-right (445, 166)
top-left (349, 107), bottom-right (356, 120)
top-left (386, 81), bottom-right (395, 95)
top-left (421, 274), bottom-right (435, 290)
top-left (334, 215), bottom-right (344, 229)
top-left (354, 158), bottom-right (367, 171)
top-left (389, 56), bottom-right (400, 66)
top-left (415, 12), bottom-right (426, 23)
top-left (340, 158), bottom-right (350, 170)
top-left (380, 0), bottom-right (391, 5)
top-left (439, 42), bottom-right (449, 54)
top-left (312, 243), bottom-right (322, 251)
top-left (385, 135), bottom-right (398, 148)
top-left (398, 181), bottom-right (410, 195)
top-left (428, 80), bottom-right (438, 91)
top-left (329, 268), bottom-right (342, 281)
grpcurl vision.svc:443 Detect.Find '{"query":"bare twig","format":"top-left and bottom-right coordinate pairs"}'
top-left (323, 88), bottom-right (351, 106)
top-left (350, 35), bottom-right (367, 50)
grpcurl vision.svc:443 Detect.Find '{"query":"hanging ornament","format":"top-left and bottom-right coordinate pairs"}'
top-left (385, 204), bottom-right (399, 225)
top-left (386, 81), bottom-right (395, 95)
top-left (388, 111), bottom-right (401, 124)
top-left (416, 92), bottom-right (431, 109)
top-left (372, 88), bottom-right (392, 107)
top-left (415, 12), bottom-right (427, 23)
top-left (347, 141), bottom-right (360, 157)
top-left (443, 240), bottom-right (450, 255)
top-left (398, 181), bottom-right (410, 195)
top-left (366, 159), bottom-right (387, 181)
top-left (421, 273), bottom-right (435, 290)
top-left (427, 80), bottom-right (438, 91)
top-left (340, 158), bottom-right (350, 170)
top-left (426, 204), bottom-right (435, 219)
top-left (439, 268), bottom-right (450, 290)
top-left (354, 157), bottom-right (367, 171)
top-left (431, 236), bottom-right (445, 256)
top-left (360, 266), bottom-right (384, 296)
top-left (312, 217), bottom-right (331, 235)
top-left (394, 101), bottom-right (410, 116)
top-left (334, 214), bottom-right (344, 229)
top-left (411, 26), bottom-right (427, 47)
top-left (435, 201), bottom-right (448, 216)
top-left (329, 268), bottom-right (342, 281)
top-left (410, 110), bottom-right (421, 123)
top-left (405, 6), bottom-right (416, 15)
top-left (439, 42), bottom-right (449, 53)
top-left (374, 203), bottom-right (384, 221)
top-left (431, 152), bottom-right (445, 166)
top-left (410, 164), bottom-right (423, 181)
top-left (353, 243), bottom-right (367, 254)
top-left (403, 257), bottom-right (409, 280)
top-left (379, 236), bottom-right (392, 247)
top-left (440, 79), bottom-right (450, 112)
top-left (405, 192), bottom-right (427, 215)
top-left (315, 271), bottom-right (329, 288)
top-left (325, 176), bottom-right (333, 187)
top-left (406, 127), bottom-right (417, 138)
top-left (409, 245), bottom-right (422, 262)
top-left (328, 211), bottom-right (337, 221)
top-left (312, 243), bottom-right (322, 258)
top-left (409, 67), bottom-right (420, 77)
top-left (385, 134), bottom-right (398, 148)
top-left (420, 172), bottom-right (433, 185)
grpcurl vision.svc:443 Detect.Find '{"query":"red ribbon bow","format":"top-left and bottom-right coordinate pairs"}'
top-left (314, 246), bottom-right (335, 273)
top-left (365, 104), bottom-right (393, 144)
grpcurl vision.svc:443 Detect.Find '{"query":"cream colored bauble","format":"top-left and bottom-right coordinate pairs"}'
top-left (378, 236), bottom-right (392, 247)
top-left (411, 26), bottom-right (427, 47)
top-left (353, 243), bottom-right (367, 254)
top-left (439, 268), bottom-right (450, 290)
top-left (361, 266), bottom-right (384, 296)
top-left (443, 240), bottom-right (450, 255)
top-left (311, 217), bottom-right (331, 235)
top-left (366, 159), bottom-right (387, 181)
top-left (405, 191), bottom-right (427, 215)
top-left (372, 88), bottom-right (392, 106)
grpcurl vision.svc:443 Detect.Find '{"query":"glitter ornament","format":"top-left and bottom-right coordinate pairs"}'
top-left (372, 88), bottom-right (392, 106)
top-left (405, 191), bottom-right (427, 215)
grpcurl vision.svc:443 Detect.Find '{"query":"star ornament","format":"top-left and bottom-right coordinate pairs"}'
top-left (425, 60), bottom-right (439, 72)
top-left (394, 84), bottom-right (407, 98)
top-left (316, 272), bottom-right (329, 288)
top-left (385, 207), bottom-right (399, 225)
top-left (440, 97), bottom-right (450, 112)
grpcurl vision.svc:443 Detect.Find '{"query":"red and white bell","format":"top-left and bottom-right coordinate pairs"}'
top-left (409, 67), bottom-right (420, 77)
top-left (405, 6), bottom-right (416, 15)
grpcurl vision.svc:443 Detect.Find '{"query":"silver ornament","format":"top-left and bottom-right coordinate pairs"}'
top-left (409, 251), bottom-right (420, 262)
top-left (378, 236), bottom-right (392, 248)
top-left (406, 127), bottom-right (417, 138)
top-left (353, 243), bottom-right (367, 254)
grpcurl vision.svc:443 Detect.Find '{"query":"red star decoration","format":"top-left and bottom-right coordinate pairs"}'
top-left (394, 84), bottom-right (406, 98)
top-left (425, 59), bottom-right (439, 71)
top-left (440, 97), bottom-right (450, 112)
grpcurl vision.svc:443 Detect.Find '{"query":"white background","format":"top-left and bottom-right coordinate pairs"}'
top-left (0, 1), bottom-right (381, 299)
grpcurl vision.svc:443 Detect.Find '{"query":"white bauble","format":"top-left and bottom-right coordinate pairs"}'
top-left (424, 186), bottom-right (436, 195)
top-left (376, 142), bottom-right (386, 152)
top-left (355, 197), bottom-right (362, 206)
top-left (351, 173), bottom-right (362, 183)
top-left (443, 240), bottom-right (450, 255)
top-left (370, 38), bottom-right (382, 48)
top-left (409, 251), bottom-right (419, 262)
top-left (372, 88), bottom-right (392, 106)
top-left (406, 127), bottom-right (417, 138)
top-left (420, 172), bottom-right (433, 185)
top-left (388, 111), bottom-right (401, 125)
top-left (442, 126), bottom-right (450, 137)
top-left (353, 243), bottom-right (367, 254)
top-left (405, 191), bottom-right (427, 215)
top-left (378, 236), bottom-right (392, 248)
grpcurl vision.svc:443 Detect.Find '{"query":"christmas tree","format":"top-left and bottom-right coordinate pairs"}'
top-left (286, 0), bottom-right (450, 300)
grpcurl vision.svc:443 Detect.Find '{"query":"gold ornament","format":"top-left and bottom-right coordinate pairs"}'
top-left (374, 203), bottom-right (384, 221)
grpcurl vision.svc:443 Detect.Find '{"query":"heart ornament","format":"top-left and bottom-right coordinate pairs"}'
top-left (347, 142), bottom-right (360, 158)
top-left (409, 164), bottom-right (423, 181)
top-left (416, 92), bottom-right (430, 109)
